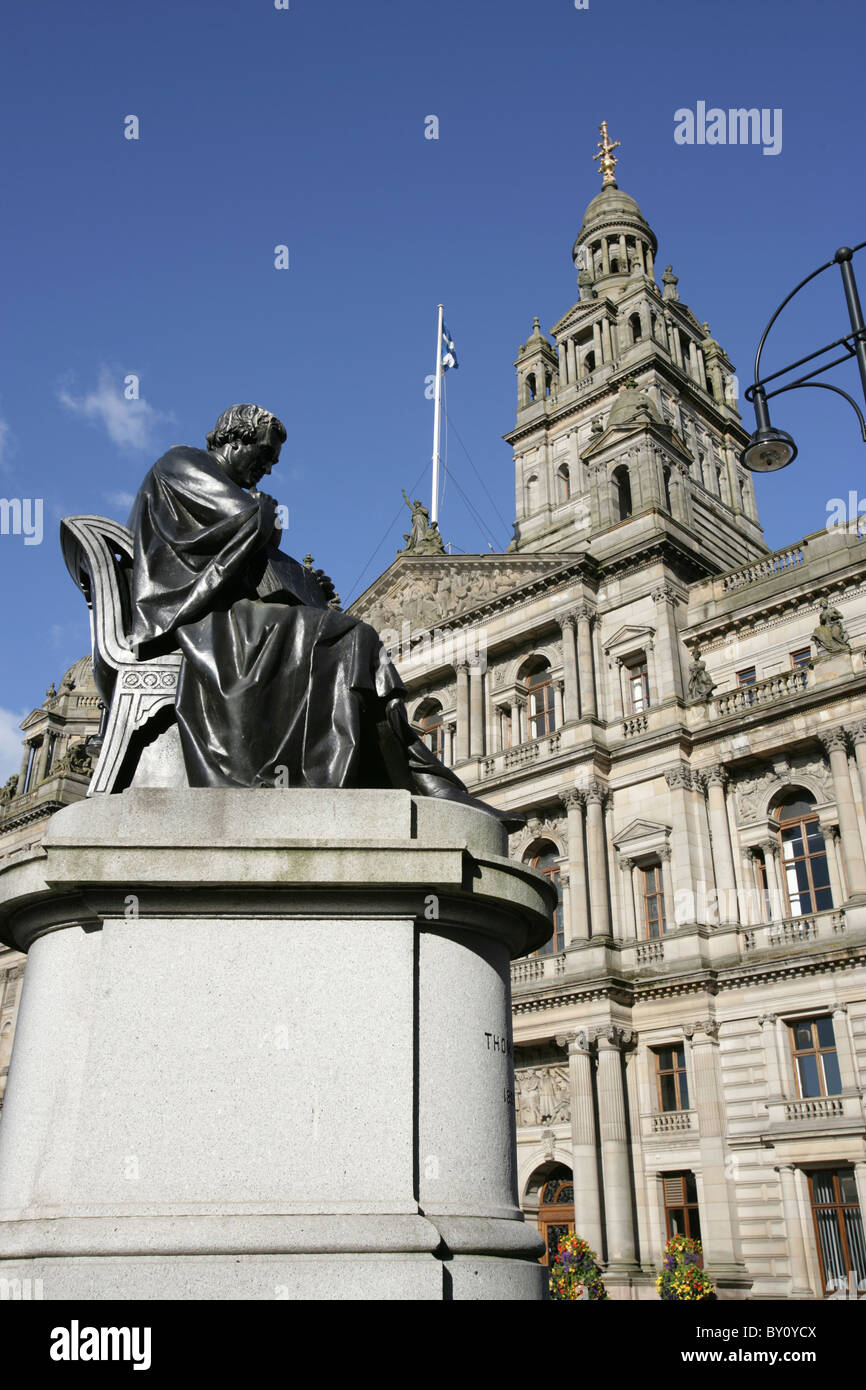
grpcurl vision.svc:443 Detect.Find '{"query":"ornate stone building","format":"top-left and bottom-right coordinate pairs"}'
top-left (2, 135), bottom-right (866, 1300)
top-left (352, 138), bottom-right (866, 1299)
top-left (0, 657), bottom-right (97, 1111)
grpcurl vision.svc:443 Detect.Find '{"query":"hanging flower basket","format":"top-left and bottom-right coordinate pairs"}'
top-left (548, 1232), bottom-right (609, 1300)
top-left (656, 1233), bottom-right (716, 1301)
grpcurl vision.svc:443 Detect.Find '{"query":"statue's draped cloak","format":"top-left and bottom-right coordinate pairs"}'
top-left (128, 446), bottom-right (404, 788)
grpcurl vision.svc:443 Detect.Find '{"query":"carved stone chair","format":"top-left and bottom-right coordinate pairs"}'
top-left (60, 516), bottom-right (185, 794)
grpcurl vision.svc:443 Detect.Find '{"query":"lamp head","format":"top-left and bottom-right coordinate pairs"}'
top-left (741, 426), bottom-right (798, 472)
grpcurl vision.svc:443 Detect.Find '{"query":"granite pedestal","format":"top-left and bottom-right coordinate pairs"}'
top-left (0, 789), bottom-right (553, 1300)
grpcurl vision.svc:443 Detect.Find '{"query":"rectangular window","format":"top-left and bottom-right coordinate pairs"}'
top-left (737, 666), bottom-right (757, 706)
top-left (807, 1168), bottom-right (866, 1295)
top-left (789, 1016), bottom-right (842, 1098)
top-left (627, 659), bottom-right (650, 713)
top-left (790, 648), bottom-right (811, 669)
top-left (663, 1171), bottom-right (702, 1243)
top-left (655, 1045), bottom-right (690, 1112)
top-left (642, 864), bottom-right (666, 939)
top-left (528, 682), bottom-right (556, 738)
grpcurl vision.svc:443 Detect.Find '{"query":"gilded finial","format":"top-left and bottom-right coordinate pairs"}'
top-left (593, 120), bottom-right (620, 187)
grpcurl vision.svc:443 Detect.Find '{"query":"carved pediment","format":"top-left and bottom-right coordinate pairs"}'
top-left (603, 624), bottom-right (655, 657)
top-left (613, 817), bottom-right (672, 849)
top-left (351, 555), bottom-right (575, 632)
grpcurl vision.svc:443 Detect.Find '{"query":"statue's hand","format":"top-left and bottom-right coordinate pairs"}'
top-left (255, 490), bottom-right (281, 542)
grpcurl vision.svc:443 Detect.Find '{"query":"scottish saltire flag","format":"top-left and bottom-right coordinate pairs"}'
top-left (441, 322), bottom-right (459, 370)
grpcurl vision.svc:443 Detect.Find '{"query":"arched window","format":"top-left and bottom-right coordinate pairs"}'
top-left (556, 462), bottom-right (570, 504)
top-left (609, 253), bottom-right (620, 273)
top-left (526, 840), bottom-right (564, 954)
top-left (537, 1174), bottom-right (575, 1265)
top-left (629, 312), bottom-right (642, 344)
top-left (525, 473), bottom-right (539, 513)
top-left (527, 372), bottom-right (537, 403)
top-left (521, 657), bottom-right (555, 738)
top-left (525, 1163), bottom-right (574, 1266)
top-left (583, 350), bottom-right (596, 375)
top-left (544, 371), bottom-right (553, 399)
top-left (775, 790), bottom-right (833, 916)
top-left (415, 700), bottom-right (445, 761)
top-left (613, 465), bottom-right (633, 521)
top-left (679, 332), bottom-right (691, 370)
top-left (651, 311), bottom-right (660, 341)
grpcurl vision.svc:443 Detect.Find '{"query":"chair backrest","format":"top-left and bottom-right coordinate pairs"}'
top-left (60, 516), bottom-right (138, 672)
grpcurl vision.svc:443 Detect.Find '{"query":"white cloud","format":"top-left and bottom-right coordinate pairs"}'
top-left (0, 707), bottom-right (27, 782)
top-left (104, 490), bottom-right (135, 510)
top-left (58, 367), bottom-right (172, 451)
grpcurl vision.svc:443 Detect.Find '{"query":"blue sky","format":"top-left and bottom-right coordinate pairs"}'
top-left (1, 0), bottom-right (864, 775)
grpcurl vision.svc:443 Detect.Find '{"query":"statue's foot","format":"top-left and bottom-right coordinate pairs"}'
top-left (409, 768), bottom-right (526, 835)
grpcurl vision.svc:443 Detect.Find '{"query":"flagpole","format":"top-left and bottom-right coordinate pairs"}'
top-left (431, 302), bottom-right (445, 525)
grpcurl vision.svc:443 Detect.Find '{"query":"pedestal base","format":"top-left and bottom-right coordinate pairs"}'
top-left (0, 790), bottom-right (554, 1301)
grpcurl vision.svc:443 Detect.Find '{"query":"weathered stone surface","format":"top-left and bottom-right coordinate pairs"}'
top-left (0, 790), bottom-right (552, 1300)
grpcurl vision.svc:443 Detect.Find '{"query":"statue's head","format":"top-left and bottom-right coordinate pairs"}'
top-left (206, 404), bottom-right (287, 489)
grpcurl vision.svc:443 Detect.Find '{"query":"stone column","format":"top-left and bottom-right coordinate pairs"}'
top-left (553, 680), bottom-right (564, 730)
top-left (849, 721), bottom-right (866, 810)
top-left (601, 318), bottom-right (612, 363)
top-left (557, 342), bottom-right (567, 387)
top-left (741, 849), bottom-right (761, 925)
top-left (761, 840), bottom-right (784, 921)
top-left (32, 738), bottom-right (51, 787)
top-left (650, 585), bottom-right (684, 701)
top-left (831, 1003), bottom-right (858, 1091)
top-left (645, 247), bottom-right (654, 280)
top-left (574, 605), bottom-right (597, 719)
top-left (557, 1030), bottom-right (603, 1256)
top-left (562, 791), bottom-right (588, 943)
top-left (853, 1162), bottom-right (866, 1233)
top-left (447, 722), bottom-right (456, 766)
top-left (757, 1014), bottom-right (782, 1096)
top-left (703, 767), bottom-right (739, 923)
top-left (685, 1020), bottom-right (745, 1276)
top-left (618, 857), bottom-right (637, 939)
top-left (776, 1165), bottom-right (815, 1297)
top-left (600, 240), bottom-right (610, 276)
top-left (592, 1025), bottom-right (638, 1269)
top-left (557, 613), bottom-right (580, 723)
top-left (585, 782), bottom-right (610, 938)
top-left (455, 662), bottom-right (470, 763)
top-left (592, 321), bottom-right (602, 363)
top-left (15, 742), bottom-right (32, 797)
top-left (568, 339), bottom-right (578, 384)
top-left (469, 660), bottom-right (484, 758)
top-left (819, 823), bottom-right (845, 908)
top-left (509, 697), bottom-right (520, 748)
top-left (658, 845), bottom-right (675, 929)
top-left (820, 730), bottom-right (866, 896)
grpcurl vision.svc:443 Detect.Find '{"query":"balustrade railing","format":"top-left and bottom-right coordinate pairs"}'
top-left (713, 669), bottom-right (807, 718)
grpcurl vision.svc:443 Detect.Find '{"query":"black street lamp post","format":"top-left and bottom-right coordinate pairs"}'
top-left (742, 242), bottom-right (866, 472)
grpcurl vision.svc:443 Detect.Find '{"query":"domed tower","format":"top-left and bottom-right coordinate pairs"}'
top-left (505, 123), bottom-right (764, 571)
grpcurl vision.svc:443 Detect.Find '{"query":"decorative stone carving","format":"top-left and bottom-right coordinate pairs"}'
top-left (362, 560), bottom-right (563, 631)
top-left (0, 776), bottom-right (19, 806)
top-left (664, 765), bottom-right (693, 790)
top-left (683, 1019), bottom-right (719, 1040)
top-left (812, 599), bottom-right (851, 659)
top-left (687, 652), bottom-right (716, 701)
top-left (514, 1064), bottom-right (571, 1126)
top-left (589, 1023), bottom-right (636, 1048)
top-left (397, 492), bottom-right (446, 556)
top-left (49, 742), bottom-right (93, 780)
